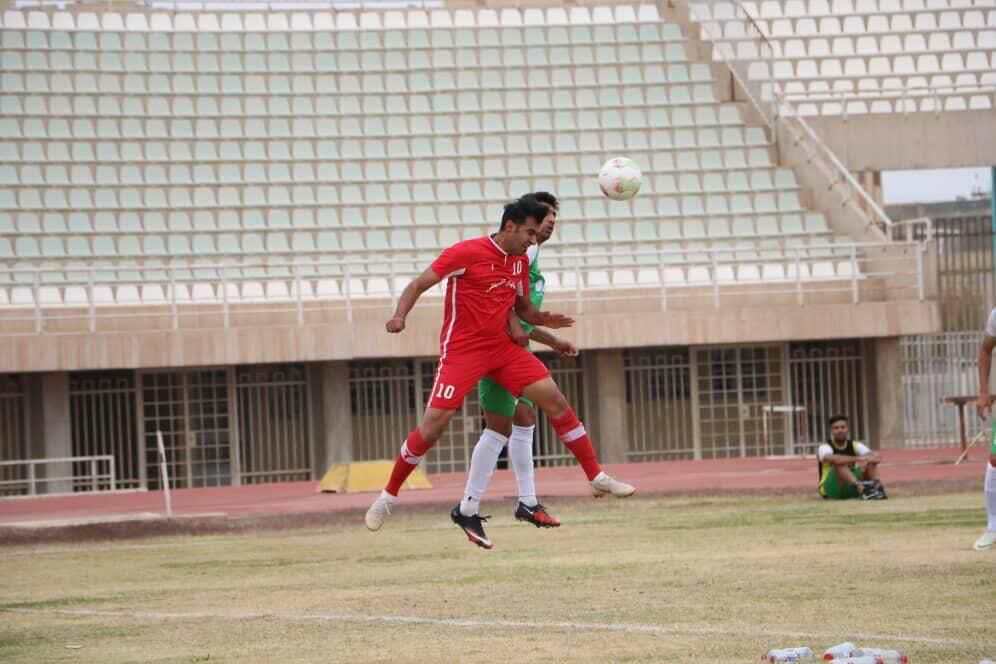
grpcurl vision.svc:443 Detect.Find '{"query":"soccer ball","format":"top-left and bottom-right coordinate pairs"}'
top-left (597, 157), bottom-right (643, 201)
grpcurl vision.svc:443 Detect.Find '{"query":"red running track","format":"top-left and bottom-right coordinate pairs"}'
top-left (0, 446), bottom-right (988, 529)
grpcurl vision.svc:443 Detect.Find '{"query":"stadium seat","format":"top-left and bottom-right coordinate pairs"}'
top-left (0, 5), bottom-right (859, 305)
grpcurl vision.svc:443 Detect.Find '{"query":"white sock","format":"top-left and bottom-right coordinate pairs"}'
top-left (379, 490), bottom-right (396, 504)
top-left (985, 464), bottom-right (996, 532)
top-left (592, 471), bottom-right (609, 483)
top-left (460, 429), bottom-right (508, 517)
top-left (508, 424), bottom-right (537, 507)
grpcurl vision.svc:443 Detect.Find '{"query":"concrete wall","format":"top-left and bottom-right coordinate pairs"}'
top-left (806, 111), bottom-right (996, 172)
top-left (0, 299), bottom-right (941, 373)
top-left (775, 120), bottom-right (889, 244)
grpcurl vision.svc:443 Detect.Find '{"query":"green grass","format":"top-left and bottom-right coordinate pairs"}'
top-left (0, 491), bottom-right (992, 663)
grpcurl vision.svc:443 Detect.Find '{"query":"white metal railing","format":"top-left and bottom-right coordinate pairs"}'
top-left (686, 0), bottom-right (780, 128)
top-left (0, 454), bottom-right (116, 498)
top-left (781, 85), bottom-right (996, 117)
top-left (778, 109), bottom-right (896, 235)
top-left (686, 0), bottom-right (959, 238)
top-left (0, 240), bottom-right (929, 334)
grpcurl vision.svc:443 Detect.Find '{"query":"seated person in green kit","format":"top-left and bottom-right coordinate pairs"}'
top-left (817, 414), bottom-right (887, 500)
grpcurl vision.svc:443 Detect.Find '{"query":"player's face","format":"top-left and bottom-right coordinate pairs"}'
top-left (830, 420), bottom-right (849, 441)
top-left (509, 217), bottom-right (540, 255)
top-left (537, 209), bottom-right (557, 243)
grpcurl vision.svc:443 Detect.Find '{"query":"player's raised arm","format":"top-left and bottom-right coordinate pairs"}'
top-left (386, 267), bottom-right (442, 333)
top-left (528, 327), bottom-right (579, 357)
top-left (514, 293), bottom-right (574, 329)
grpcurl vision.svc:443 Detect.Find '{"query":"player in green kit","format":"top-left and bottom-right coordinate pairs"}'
top-left (973, 306), bottom-right (996, 550)
top-left (453, 193), bottom-right (635, 537)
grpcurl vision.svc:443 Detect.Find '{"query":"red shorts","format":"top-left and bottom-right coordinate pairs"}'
top-left (428, 341), bottom-right (551, 410)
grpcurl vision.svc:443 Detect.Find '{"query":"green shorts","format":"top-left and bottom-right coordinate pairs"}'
top-left (820, 466), bottom-right (864, 500)
top-left (478, 376), bottom-right (533, 418)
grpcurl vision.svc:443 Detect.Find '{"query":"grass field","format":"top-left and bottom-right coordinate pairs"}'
top-left (1, 491), bottom-right (992, 663)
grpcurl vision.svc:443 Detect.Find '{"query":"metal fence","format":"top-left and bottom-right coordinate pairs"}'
top-left (0, 374), bottom-right (28, 496)
top-left (350, 359), bottom-right (420, 467)
top-left (623, 341), bottom-right (867, 459)
top-left (137, 364), bottom-right (312, 488)
top-left (696, 345), bottom-right (786, 458)
top-left (788, 341), bottom-right (866, 454)
top-left (624, 348), bottom-right (696, 461)
top-left (69, 371), bottom-right (141, 490)
top-left (140, 369), bottom-right (233, 489)
top-left (934, 214), bottom-right (995, 332)
top-left (903, 333), bottom-right (986, 448)
top-left (236, 364), bottom-right (312, 484)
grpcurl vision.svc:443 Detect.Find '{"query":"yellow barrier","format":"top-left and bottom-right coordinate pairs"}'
top-left (317, 461), bottom-right (432, 493)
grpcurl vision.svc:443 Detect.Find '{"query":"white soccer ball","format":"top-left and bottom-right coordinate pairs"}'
top-left (597, 157), bottom-right (643, 201)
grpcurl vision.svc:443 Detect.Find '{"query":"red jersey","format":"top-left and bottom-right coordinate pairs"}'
top-left (429, 236), bottom-right (530, 355)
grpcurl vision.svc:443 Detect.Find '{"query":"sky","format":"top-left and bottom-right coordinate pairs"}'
top-left (881, 167), bottom-right (993, 205)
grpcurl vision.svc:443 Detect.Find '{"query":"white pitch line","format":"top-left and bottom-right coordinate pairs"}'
top-left (0, 607), bottom-right (970, 647)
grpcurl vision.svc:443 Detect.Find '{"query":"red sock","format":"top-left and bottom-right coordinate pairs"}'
top-left (551, 409), bottom-right (601, 481)
top-left (385, 428), bottom-right (433, 496)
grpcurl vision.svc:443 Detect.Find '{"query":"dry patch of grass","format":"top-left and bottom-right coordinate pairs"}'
top-left (1, 492), bottom-right (992, 663)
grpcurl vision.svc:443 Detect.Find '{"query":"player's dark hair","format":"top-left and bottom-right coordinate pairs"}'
top-left (519, 195), bottom-right (551, 226)
top-left (828, 414), bottom-right (848, 427)
top-left (499, 200), bottom-right (526, 232)
top-left (499, 197), bottom-right (548, 233)
top-left (531, 191), bottom-right (559, 212)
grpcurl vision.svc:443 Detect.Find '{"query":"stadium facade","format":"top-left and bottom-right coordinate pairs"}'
top-left (4, 0), bottom-right (993, 493)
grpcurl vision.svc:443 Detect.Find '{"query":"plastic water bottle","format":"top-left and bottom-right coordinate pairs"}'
top-left (764, 647), bottom-right (814, 661)
top-left (823, 642), bottom-right (859, 660)
top-left (828, 657), bottom-right (882, 664)
top-left (855, 648), bottom-right (907, 664)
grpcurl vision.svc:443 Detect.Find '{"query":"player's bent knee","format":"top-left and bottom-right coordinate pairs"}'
top-left (484, 412), bottom-right (514, 437)
top-left (513, 407), bottom-right (536, 428)
top-left (420, 408), bottom-right (456, 442)
top-left (538, 392), bottom-right (570, 419)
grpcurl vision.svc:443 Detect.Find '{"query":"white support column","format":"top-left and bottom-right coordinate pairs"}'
top-left (29, 372), bottom-right (73, 494)
top-left (869, 337), bottom-right (905, 450)
top-left (593, 350), bottom-right (628, 465)
top-left (313, 361), bottom-right (353, 476)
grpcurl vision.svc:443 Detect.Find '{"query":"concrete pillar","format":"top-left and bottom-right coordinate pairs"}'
top-left (868, 337), bottom-right (905, 450)
top-left (592, 349), bottom-right (628, 464)
top-left (312, 361), bottom-right (353, 476)
top-left (855, 170), bottom-right (884, 218)
top-left (28, 372), bottom-right (72, 494)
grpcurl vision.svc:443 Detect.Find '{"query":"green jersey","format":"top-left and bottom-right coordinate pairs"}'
top-left (521, 243), bottom-right (545, 335)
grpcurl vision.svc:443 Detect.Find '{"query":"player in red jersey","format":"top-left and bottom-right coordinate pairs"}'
top-left (364, 196), bottom-right (636, 549)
